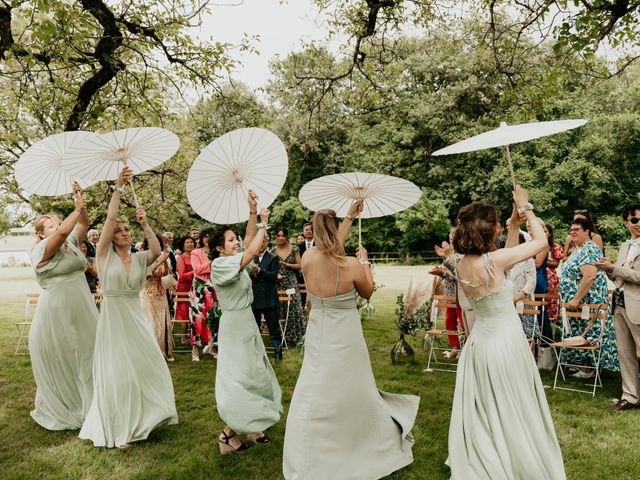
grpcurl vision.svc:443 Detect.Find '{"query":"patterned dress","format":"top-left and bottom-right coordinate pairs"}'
top-left (277, 244), bottom-right (306, 346)
top-left (140, 258), bottom-right (173, 359)
top-left (558, 241), bottom-right (618, 371)
top-left (509, 258), bottom-right (538, 339)
top-left (546, 243), bottom-right (563, 320)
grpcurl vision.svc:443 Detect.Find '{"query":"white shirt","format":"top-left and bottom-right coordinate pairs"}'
top-left (305, 240), bottom-right (314, 249)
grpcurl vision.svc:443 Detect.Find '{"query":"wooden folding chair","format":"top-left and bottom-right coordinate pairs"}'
top-left (172, 291), bottom-right (192, 353)
top-left (15, 293), bottom-right (39, 355)
top-left (423, 295), bottom-right (464, 373)
top-left (520, 299), bottom-right (546, 346)
top-left (551, 303), bottom-right (608, 397)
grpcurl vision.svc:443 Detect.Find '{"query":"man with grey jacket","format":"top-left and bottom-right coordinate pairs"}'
top-left (596, 203), bottom-right (640, 411)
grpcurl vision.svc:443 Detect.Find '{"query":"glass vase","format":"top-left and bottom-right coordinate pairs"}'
top-left (391, 333), bottom-right (415, 365)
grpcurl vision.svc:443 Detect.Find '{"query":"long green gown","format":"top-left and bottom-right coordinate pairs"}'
top-left (212, 252), bottom-right (282, 434)
top-left (448, 254), bottom-right (565, 479)
top-left (29, 231), bottom-right (98, 430)
top-left (79, 247), bottom-right (178, 447)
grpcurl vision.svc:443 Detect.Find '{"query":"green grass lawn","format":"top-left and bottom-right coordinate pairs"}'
top-left (1, 290), bottom-right (639, 480)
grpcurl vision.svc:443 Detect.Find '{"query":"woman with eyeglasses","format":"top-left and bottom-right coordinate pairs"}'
top-left (558, 217), bottom-right (618, 376)
top-left (563, 210), bottom-right (604, 258)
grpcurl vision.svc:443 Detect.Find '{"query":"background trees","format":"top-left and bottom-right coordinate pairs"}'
top-left (1, 1), bottom-right (639, 251)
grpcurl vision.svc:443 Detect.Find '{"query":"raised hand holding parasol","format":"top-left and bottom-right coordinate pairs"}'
top-left (299, 172), bottom-right (422, 246)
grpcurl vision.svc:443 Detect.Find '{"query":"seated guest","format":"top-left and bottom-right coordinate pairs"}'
top-left (251, 231), bottom-right (283, 361)
top-left (595, 203), bottom-right (640, 411)
top-left (559, 217), bottom-right (618, 376)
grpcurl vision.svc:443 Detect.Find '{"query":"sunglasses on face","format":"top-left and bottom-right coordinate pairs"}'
top-left (628, 217), bottom-right (640, 225)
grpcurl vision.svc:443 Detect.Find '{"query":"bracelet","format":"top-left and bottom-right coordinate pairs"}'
top-left (256, 222), bottom-right (270, 231)
top-left (360, 260), bottom-right (370, 265)
top-left (345, 215), bottom-right (354, 222)
top-left (517, 202), bottom-right (534, 215)
top-left (250, 210), bottom-right (257, 215)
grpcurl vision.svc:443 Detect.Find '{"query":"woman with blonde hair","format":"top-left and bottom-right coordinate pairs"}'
top-left (283, 201), bottom-right (420, 480)
top-left (28, 182), bottom-right (98, 430)
top-left (80, 166), bottom-right (178, 448)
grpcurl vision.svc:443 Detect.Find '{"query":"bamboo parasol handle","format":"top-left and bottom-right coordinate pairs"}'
top-left (503, 144), bottom-right (517, 192)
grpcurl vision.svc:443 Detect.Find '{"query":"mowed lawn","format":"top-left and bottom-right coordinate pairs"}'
top-left (1, 266), bottom-right (639, 480)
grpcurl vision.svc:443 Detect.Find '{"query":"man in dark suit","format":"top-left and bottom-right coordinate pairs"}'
top-left (298, 222), bottom-right (314, 256)
top-left (251, 231), bottom-right (283, 361)
top-left (297, 222), bottom-right (314, 306)
top-left (86, 229), bottom-right (99, 257)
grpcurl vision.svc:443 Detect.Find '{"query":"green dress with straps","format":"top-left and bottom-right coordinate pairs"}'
top-left (29, 230), bottom-right (98, 430)
top-left (212, 252), bottom-right (282, 434)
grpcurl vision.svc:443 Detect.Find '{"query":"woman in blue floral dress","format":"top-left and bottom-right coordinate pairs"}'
top-left (559, 218), bottom-right (618, 373)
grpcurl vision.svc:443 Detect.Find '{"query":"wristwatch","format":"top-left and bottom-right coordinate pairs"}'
top-left (345, 215), bottom-right (354, 221)
top-left (517, 203), bottom-right (534, 215)
top-left (256, 223), bottom-right (270, 231)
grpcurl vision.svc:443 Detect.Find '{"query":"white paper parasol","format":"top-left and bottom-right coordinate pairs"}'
top-left (298, 172), bottom-right (422, 245)
top-left (187, 128), bottom-right (289, 224)
top-left (61, 127), bottom-right (180, 206)
top-left (14, 131), bottom-right (99, 196)
top-left (432, 119), bottom-right (588, 189)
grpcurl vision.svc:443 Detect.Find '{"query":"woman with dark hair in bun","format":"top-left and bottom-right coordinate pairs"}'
top-left (447, 186), bottom-right (565, 479)
top-left (210, 190), bottom-right (282, 454)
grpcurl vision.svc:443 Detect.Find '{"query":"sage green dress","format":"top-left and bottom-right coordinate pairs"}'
top-left (79, 247), bottom-right (178, 447)
top-left (283, 286), bottom-right (419, 480)
top-left (212, 252), bottom-right (282, 434)
top-left (448, 255), bottom-right (565, 479)
top-left (29, 231), bottom-right (98, 430)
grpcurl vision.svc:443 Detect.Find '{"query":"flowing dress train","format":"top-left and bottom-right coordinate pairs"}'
top-left (29, 231), bottom-right (98, 430)
top-left (448, 255), bottom-right (565, 479)
top-left (284, 271), bottom-right (419, 480)
top-left (79, 248), bottom-right (178, 447)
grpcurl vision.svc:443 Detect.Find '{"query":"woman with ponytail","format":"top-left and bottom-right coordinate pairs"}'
top-left (283, 201), bottom-right (420, 480)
